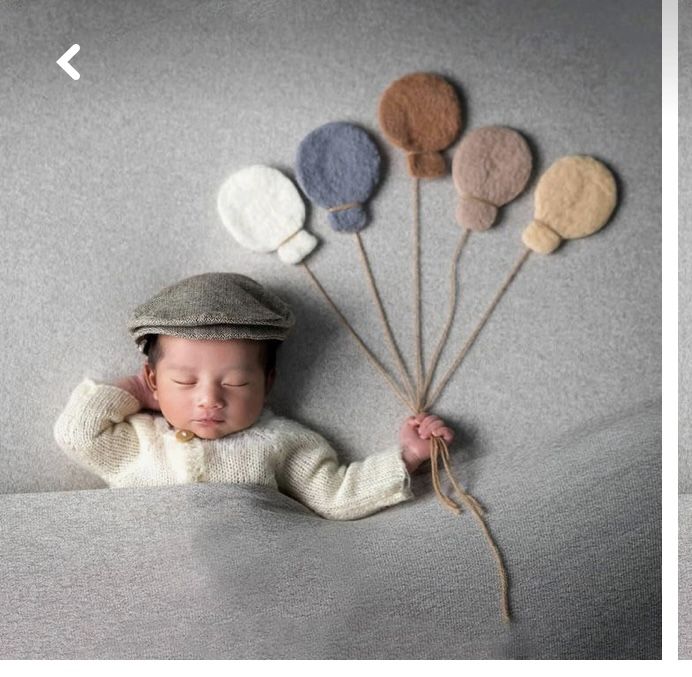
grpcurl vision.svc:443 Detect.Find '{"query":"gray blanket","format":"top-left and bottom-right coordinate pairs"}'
top-left (681, 497), bottom-right (692, 659)
top-left (1, 399), bottom-right (660, 659)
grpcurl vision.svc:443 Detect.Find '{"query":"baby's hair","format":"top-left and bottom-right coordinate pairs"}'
top-left (144, 335), bottom-right (281, 377)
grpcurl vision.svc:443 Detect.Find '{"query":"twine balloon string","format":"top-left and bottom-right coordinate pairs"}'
top-left (430, 434), bottom-right (511, 622)
top-left (274, 229), bottom-right (303, 250)
top-left (423, 246), bottom-right (532, 412)
top-left (410, 178), bottom-right (516, 622)
top-left (428, 434), bottom-right (483, 515)
top-left (301, 252), bottom-right (511, 623)
top-left (326, 202), bottom-right (362, 213)
top-left (412, 177), bottom-right (425, 407)
top-left (221, 153), bottom-right (613, 625)
top-left (302, 180), bottom-right (516, 622)
top-left (422, 154), bottom-right (617, 410)
top-left (353, 231), bottom-right (419, 407)
top-left (300, 261), bottom-right (418, 412)
top-left (418, 227), bottom-right (471, 409)
top-left (413, 178), bottom-right (510, 622)
top-left (301, 255), bottom-right (510, 622)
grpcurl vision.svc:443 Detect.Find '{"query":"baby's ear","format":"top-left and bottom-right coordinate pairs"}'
top-left (143, 362), bottom-right (156, 387)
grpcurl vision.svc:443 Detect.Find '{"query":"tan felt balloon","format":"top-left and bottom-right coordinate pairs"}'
top-left (378, 72), bottom-right (462, 178)
top-left (452, 126), bottom-right (532, 231)
top-left (522, 155), bottom-right (617, 254)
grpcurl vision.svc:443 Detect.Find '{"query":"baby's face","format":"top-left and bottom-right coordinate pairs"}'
top-left (143, 335), bottom-right (274, 440)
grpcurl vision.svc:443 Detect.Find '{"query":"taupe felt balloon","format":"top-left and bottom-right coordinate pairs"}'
top-left (378, 72), bottom-right (462, 178)
top-left (522, 155), bottom-right (617, 254)
top-left (452, 126), bottom-right (532, 231)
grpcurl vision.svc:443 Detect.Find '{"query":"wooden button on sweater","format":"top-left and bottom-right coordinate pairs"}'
top-left (175, 429), bottom-right (195, 443)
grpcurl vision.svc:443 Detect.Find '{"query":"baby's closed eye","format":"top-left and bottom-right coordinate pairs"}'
top-left (172, 380), bottom-right (249, 387)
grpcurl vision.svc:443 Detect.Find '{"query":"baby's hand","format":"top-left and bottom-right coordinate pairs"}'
top-left (399, 413), bottom-right (454, 474)
top-left (112, 365), bottom-right (161, 412)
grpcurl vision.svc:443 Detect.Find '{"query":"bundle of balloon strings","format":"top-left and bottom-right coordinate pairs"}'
top-left (319, 156), bottom-right (616, 623)
top-left (216, 70), bottom-right (618, 623)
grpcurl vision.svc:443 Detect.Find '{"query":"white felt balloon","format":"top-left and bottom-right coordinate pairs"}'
top-left (217, 165), bottom-right (318, 265)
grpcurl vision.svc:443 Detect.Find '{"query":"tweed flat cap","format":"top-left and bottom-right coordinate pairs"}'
top-left (128, 272), bottom-right (295, 354)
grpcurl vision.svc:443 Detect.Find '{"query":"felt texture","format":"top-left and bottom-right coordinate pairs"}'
top-left (3, 0), bottom-right (660, 660)
top-left (522, 155), bottom-right (617, 254)
top-left (295, 122), bottom-right (381, 233)
top-left (452, 126), bottom-right (532, 231)
top-left (217, 165), bottom-right (317, 264)
top-left (127, 272), bottom-right (296, 353)
top-left (378, 72), bottom-right (462, 178)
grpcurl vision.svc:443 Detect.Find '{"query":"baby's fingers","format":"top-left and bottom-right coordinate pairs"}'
top-left (419, 415), bottom-right (442, 437)
top-left (422, 420), bottom-right (454, 444)
top-left (433, 426), bottom-right (454, 444)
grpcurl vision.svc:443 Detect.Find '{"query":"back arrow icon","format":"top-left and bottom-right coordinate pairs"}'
top-left (57, 44), bottom-right (80, 80)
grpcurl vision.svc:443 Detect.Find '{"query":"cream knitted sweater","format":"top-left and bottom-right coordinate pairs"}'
top-left (54, 378), bottom-right (414, 520)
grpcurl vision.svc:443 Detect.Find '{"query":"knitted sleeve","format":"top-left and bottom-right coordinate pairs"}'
top-left (274, 421), bottom-right (414, 520)
top-left (53, 377), bottom-right (143, 483)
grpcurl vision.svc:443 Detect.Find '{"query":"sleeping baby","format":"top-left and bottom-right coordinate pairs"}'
top-left (54, 272), bottom-right (455, 520)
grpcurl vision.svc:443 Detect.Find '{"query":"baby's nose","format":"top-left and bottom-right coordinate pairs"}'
top-left (198, 385), bottom-right (225, 407)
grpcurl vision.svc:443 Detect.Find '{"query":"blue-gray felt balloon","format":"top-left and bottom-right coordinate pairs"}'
top-left (295, 121), bottom-right (382, 233)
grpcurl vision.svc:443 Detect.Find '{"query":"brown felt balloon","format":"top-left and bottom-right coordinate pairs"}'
top-left (522, 155), bottom-right (617, 254)
top-left (378, 72), bottom-right (462, 178)
top-left (452, 126), bottom-right (533, 231)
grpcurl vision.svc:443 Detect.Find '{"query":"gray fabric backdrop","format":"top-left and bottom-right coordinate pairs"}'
top-left (0, 0), bottom-right (660, 659)
top-left (681, 0), bottom-right (691, 659)
top-left (681, 3), bottom-right (692, 492)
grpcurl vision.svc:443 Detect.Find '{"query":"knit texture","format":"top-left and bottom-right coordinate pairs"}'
top-left (378, 72), bottom-right (462, 178)
top-left (452, 126), bottom-right (532, 231)
top-left (295, 122), bottom-right (381, 233)
top-left (53, 378), bottom-right (413, 521)
top-left (522, 155), bottom-right (617, 254)
top-left (217, 165), bottom-right (318, 264)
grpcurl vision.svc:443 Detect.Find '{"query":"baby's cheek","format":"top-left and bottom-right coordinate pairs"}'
top-left (235, 387), bottom-right (264, 414)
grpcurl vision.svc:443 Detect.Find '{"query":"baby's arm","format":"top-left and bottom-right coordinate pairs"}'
top-left (275, 422), bottom-right (413, 521)
top-left (53, 376), bottom-right (145, 484)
